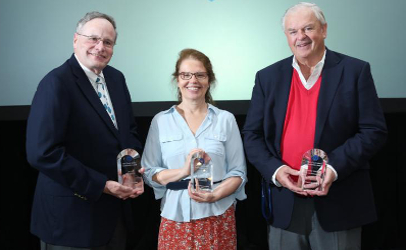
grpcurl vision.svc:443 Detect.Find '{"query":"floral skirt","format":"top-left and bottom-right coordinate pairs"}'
top-left (158, 205), bottom-right (237, 250)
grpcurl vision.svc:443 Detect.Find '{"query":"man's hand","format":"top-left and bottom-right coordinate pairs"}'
top-left (103, 180), bottom-right (143, 200)
top-left (276, 165), bottom-right (308, 196)
top-left (306, 167), bottom-right (335, 196)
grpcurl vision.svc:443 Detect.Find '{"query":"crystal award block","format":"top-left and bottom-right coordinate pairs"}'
top-left (190, 152), bottom-right (213, 192)
top-left (299, 149), bottom-right (328, 191)
top-left (117, 149), bottom-right (143, 191)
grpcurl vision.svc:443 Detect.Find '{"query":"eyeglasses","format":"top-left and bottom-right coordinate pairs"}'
top-left (76, 33), bottom-right (115, 48)
top-left (179, 72), bottom-right (208, 80)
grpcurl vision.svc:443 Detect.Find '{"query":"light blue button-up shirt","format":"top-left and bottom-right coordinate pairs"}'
top-left (142, 104), bottom-right (247, 222)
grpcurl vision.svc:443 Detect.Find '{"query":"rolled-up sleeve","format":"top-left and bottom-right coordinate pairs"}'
top-left (141, 116), bottom-right (167, 199)
top-left (222, 114), bottom-right (247, 200)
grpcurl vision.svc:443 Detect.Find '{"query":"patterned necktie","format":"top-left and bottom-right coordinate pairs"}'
top-left (96, 77), bottom-right (118, 129)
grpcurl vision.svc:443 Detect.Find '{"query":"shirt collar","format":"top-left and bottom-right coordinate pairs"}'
top-left (207, 103), bottom-right (219, 115)
top-left (74, 54), bottom-right (105, 85)
top-left (292, 50), bottom-right (326, 75)
top-left (291, 50), bottom-right (326, 89)
top-left (164, 105), bottom-right (176, 114)
top-left (164, 103), bottom-right (219, 115)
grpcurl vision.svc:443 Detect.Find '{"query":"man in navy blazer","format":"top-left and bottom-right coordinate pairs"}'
top-left (243, 3), bottom-right (387, 249)
top-left (26, 12), bottom-right (143, 249)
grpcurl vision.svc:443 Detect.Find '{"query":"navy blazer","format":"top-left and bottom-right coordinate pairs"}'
top-left (26, 55), bottom-right (142, 247)
top-left (243, 49), bottom-right (387, 232)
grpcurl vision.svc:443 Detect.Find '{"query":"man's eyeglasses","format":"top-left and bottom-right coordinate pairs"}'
top-left (76, 33), bottom-right (115, 48)
top-left (179, 72), bottom-right (208, 80)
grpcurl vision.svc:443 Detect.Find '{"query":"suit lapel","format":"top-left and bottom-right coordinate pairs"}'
top-left (274, 59), bottom-right (294, 155)
top-left (69, 56), bottom-right (120, 140)
top-left (314, 50), bottom-right (343, 146)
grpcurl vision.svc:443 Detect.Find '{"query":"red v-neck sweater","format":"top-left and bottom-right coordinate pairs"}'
top-left (280, 69), bottom-right (322, 173)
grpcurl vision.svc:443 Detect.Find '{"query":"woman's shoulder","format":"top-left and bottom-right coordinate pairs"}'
top-left (209, 104), bottom-right (235, 121)
top-left (152, 105), bottom-right (177, 121)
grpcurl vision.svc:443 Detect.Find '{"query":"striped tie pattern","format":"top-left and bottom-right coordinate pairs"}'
top-left (96, 77), bottom-right (118, 129)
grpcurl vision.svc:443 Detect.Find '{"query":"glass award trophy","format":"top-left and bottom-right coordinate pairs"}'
top-left (117, 149), bottom-right (143, 191)
top-left (299, 149), bottom-right (328, 191)
top-left (190, 152), bottom-right (213, 192)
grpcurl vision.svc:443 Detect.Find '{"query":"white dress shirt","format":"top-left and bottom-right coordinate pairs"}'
top-left (74, 54), bottom-right (117, 128)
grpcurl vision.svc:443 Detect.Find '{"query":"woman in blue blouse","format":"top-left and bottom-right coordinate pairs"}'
top-left (142, 48), bottom-right (247, 249)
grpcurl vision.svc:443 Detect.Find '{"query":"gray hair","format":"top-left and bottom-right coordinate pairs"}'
top-left (76, 11), bottom-right (118, 41)
top-left (282, 2), bottom-right (326, 31)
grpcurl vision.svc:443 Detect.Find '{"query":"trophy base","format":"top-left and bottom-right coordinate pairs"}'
top-left (192, 178), bottom-right (213, 192)
top-left (299, 165), bottom-right (324, 191)
top-left (122, 175), bottom-right (143, 191)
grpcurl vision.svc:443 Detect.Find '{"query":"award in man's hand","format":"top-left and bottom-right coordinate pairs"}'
top-left (117, 149), bottom-right (143, 191)
top-left (299, 149), bottom-right (328, 191)
top-left (190, 152), bottom-right (213, 192)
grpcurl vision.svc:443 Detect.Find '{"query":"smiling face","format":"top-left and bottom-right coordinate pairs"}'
top-left (73, 18), bottom-right (116, 74)
top-left (284, 7), bottom-right (327, 65)
top-left (177, 58), bottom-right (209, 103)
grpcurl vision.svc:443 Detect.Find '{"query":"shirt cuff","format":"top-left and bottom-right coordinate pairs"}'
top-left (271, 165), bottom-right (286, 187)
top-left (326, 164), bottom-right (338, 181)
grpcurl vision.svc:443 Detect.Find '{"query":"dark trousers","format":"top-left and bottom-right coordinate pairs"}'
top-left (40, 214), bottom-right (127, 250)
top-left (268, 196), bottom-right (361, 250)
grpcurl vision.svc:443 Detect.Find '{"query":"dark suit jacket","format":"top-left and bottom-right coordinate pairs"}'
top-left (243, 49), bottom-right (387, 232)
top-left (26, 55), bottom-right (142, 247)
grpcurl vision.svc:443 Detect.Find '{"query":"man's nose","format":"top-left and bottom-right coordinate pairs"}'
top-left (94, 40), bottom-right (106, 50)
top-left (297, 30), bottom-right (307, 40)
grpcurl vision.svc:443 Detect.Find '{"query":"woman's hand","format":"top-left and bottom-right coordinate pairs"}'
top-left (188, 176), bottom-right (242, 203)
top-left (182, 149), bottom-right (211, 177)
top-left (151, 149), bottom-right (210, 185)
top-left (188, 180), bottom-right (216, 203)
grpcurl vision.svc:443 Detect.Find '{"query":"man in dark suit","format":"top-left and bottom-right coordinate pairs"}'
top-left (243, 2), bottom-right (387, 249)
top-left (26, 11), bottom-right (143, 249)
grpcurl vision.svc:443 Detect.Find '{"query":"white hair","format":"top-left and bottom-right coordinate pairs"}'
top-left (282, 2), bottom-right (327, 31)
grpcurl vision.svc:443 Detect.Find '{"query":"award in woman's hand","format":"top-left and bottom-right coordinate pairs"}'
top-left (299, 149), bottom-right (328, 191)
top-left (117, 149), bottom-right (143, 191)
top-left (190, 152), bottom-right (213, 192)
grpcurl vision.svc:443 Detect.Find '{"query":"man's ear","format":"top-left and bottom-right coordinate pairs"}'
top-left (73, 33), bottom-right (78, 49)
top-left (322, 23), bottom-right (328, 39)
